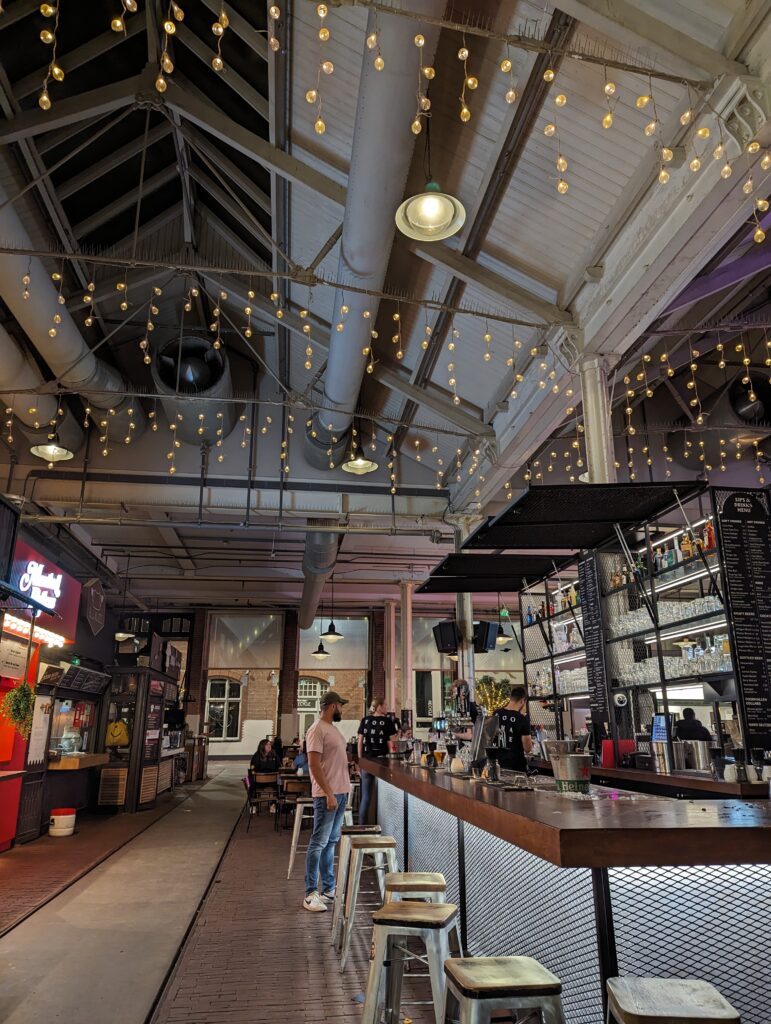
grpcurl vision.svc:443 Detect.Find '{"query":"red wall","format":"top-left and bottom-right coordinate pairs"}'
top-left (0, 677), bottom-right (26, 852)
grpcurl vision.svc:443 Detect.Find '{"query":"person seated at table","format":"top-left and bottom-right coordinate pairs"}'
top-left (251, 738), bottom-right (279, 774)
top-left (293, 742), bottom-right (309, 773)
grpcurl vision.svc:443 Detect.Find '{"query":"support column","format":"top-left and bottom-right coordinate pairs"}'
top-left (580, 355), bottom-right (618, 484)
top-left (454, 525), bottom-right (476, 698)
top-left (384, 599), bottom-right (397, 711)
top-left (278, 609), bottom-right (300, 734)
top-left (370, 608), bottom-right (385, 706)
top-left (400, 581), bottom-right (414, 714)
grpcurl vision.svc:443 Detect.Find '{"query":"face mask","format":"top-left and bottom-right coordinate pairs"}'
top-left (333, 710), bottom-right (342, 722)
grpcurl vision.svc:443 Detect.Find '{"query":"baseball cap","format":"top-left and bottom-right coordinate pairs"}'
top-left (320, 690), bottom-right (349, 708)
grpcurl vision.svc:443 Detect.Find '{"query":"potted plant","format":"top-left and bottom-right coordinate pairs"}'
top-left (1, 681), bottom-right (35, 739)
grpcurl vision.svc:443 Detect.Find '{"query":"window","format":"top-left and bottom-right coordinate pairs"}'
top-left (206, 676), bottom-right (242, 741)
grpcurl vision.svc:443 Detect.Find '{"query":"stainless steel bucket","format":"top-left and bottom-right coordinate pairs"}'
top-left (545, 739), bottom-right (578, 761)
top-left (672, 742), bottom-right (689, 770)
top-left (551, 752), bottom-right (592, 793)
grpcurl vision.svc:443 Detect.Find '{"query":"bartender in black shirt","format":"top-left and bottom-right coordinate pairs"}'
top-left (674, 707), bottom-right (712, 741)
top-left (492, 685), bottom-right (533, 772)
top-left (357, 700), bottom-right (399, 824)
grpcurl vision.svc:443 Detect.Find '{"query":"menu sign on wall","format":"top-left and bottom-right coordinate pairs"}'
top-left (714, 488), bottom-right (771, 748)
top-left (577, 554), bottom-right (609, 723)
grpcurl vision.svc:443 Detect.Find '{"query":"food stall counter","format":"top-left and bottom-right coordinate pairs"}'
top-left (47, 753), bottom-right (110, 771)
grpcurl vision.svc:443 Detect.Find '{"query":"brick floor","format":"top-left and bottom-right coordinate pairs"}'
top-left (0, 772), bottom-right (220, 938)
top-left (152, 808), bottom-right (437, 1024)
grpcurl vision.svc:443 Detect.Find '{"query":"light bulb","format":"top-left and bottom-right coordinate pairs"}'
top-left (40, 28), bottom-right (55, 43)
top-left (602, 111), bottom-right (613, 129)
top-left (411, 119), bottom-right (422, 135)
top-left (211, 21), bottom-right (223, 35)
top-left (555, 93), bottom-right (566, 106)
top-left (40, 3), bottom-right (56, 15)
top-left (318, 26), bottom-right (329, 41)
top-left (501, 58), bottom-right (512, 73)
top-left (269, 4), bottom-right (280, 17)
top-left (604, 81), bottom-right (615, 96)
top-left (414, 33), bottom-right (425, 47)
top-left (305, 88), bottom-right (317, 103)
top-left (661, 147), bottom-right (673, 162)
top-left (696, 126), bottom-right (710, 139)
top-left (458, 47), bottom-right (468, 60)
top-left (761, 154), bottom-right (771, 170)
top-left (658, 167), bottom-right (670, 184)
top-left (422, 66), bottom-right (434, 79)
top-left (635, 94), bottom-right (650, 108)
top-left (720, 163), bottom-right (732, 179)
top-left (212, 55), bottom-right (224, 71)
top-left (556, 154), bottom-right (567, 172)
top-left (544, 122), bottom-right (556, 136)
top-left (756, 198), bottom-right (769, 212)
top-left (51, 63), bottom-right (64, 81)
top-left (680, 109), bottom-right (692, 125)
top-left (543, 68), bottom-right (555, 82)
top-left (321, 59), bottom-right (334, 74)
top-left (644, 120), bottom-right (657, 136)
top-left (466, 76), bottom-right (478, 90)
top-left (754, 227), bottom-right (766, 244)
top-left (689, 157), bottom-right (701, 172)
top-left (460, 105), bottom-right (471, 122)
top-left (366, 32), bottom-right (377, 49)
top-left (556, 179), bottom-right (569, 194)
top-left (742, 177), bottom-right (753, 194)
top-left (505, 88), bottom-right (517, 104)
top-left (374, 56), bottom-right (385, 71)
top-left (314, 118), bottom-right (326, 134)
top-left (38, 90), bottom-right (51, 110)
top-left (155, 74), bottom-right (167, 93)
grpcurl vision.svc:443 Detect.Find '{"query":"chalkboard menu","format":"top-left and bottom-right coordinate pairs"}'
top-left (577, 554), bottom-right (609, 723)
top-left (38, 664), bottom-right (111, 694)
top-left (714, 488), bottom-right (771, 748)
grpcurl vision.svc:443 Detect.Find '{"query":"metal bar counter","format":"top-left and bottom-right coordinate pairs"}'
top-left (365, 757), bottom-right (771, 1024)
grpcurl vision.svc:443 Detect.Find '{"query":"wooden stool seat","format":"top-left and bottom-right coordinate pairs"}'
top-left (445, 956), bottom-right (562, 1000)
top-left (350, 834), bottom-right (396, 849)
top-left (607, 978), bottom-right (740, 1024)
top-left (295, 795), bottom-right (314, 804)
top-left (385, 871), bottom-right (446, 893)
top-left (373, 901), bottom-right (458, 929)
top-left (341, 824), bottom-right (381, 835)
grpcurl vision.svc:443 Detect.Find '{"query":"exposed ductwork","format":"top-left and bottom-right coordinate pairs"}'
top-left (304, 0), bottom-right (444, 470)
top-left (0, 183), bottom-right (147, 439)
top-left (0, 323), bottom-right (83, 454)
top-left (298, 526), bottom-right (340, 630)
top-left (151, 335), bottom-right (240, 445)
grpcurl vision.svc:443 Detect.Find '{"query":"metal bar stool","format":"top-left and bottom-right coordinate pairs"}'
top-left (384, 872), bottom-right (463, 957)
top-left (443, 956), bottom-right (565, 1024)
top-left (360, 901), bottom-right (459, 1024)
top-left (286, 799), bottom-right (353, 879)
top-left (330, 824), bottom-right (381, 947)
top-left (339, 835), bottom-right (398, 971)
top-left (606, 977), bottom-right (740, 1024)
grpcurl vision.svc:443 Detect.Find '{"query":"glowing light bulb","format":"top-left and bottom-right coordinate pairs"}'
top-left (756, 198), bottom-right (769, 212)
top-left (155, 74), bottom-right (167, 93)
top-left (51, 63), bottom-right (64, 81)
top-left (658, 167), bottom-right (670, 184)
top-left (374, 56), bottom-right (385, 71)
top-left (305, 88), bottom-right (317, 103)
top-left (720, 163), bottom-right (732, 179)
top-left (602, 111), bottom-right (613, 129)
top-left (457, 47), bottom-right (468, 60)
top-left (661, 147), bottom-right (673, 162)
top-left (680, 108), bottom-right (692, 125)
top-left (40, 28), bottom-right (55, 42)
top-left (414, 33), bottom-right (425, 47)
top-left (544, 123), bottom-right (556, 136)
top-left (321, 59), bottom-right (334, 74)
top-left (556, 154), bottom-right (567, 172)
top-left (38, 90), bottom-right (51, 110)
top-left (314, 118), bottom-right (326, 134)
top-left (505, 88), bottom-right (517, 104)
top-left (460, 105), bottom-right (471, 122)
top-left (411, 119), bottom-right (422, 135)
top-left (754, 227), bottom-right (766, 244)
top-left (644, 120), bottom-right (657, 137)
top-left (556, 179), bottom-right (569, 194)
top-left (543, 68), bottom-right (555, 82)
top-left (500, 58), bottom-right (512, 73)
top-left (421, 66), bottom-right (434, 79)
top-left (696, 126), bottom-right (710, 139)
top-left (555, 93), bottom-right (566, 106)
top-left (366, 32), bottom-right (377, 49)
top-left (211, 55), bottom-right (224, 71)
top-left (604, 81), bottom-right (615, 96)
top-left (689, 157), bottom-right (701, 172)
top-left (318, 26), bottom-right (329, 41)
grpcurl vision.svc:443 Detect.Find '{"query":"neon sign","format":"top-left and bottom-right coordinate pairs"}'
top-left (19, 561), bottom-right (63, 611)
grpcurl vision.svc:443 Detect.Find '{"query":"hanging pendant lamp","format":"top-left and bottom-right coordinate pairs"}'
top-left (321, 575), bottom-right (344, 643)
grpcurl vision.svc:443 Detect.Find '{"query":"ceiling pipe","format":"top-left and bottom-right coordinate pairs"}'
top-left (304, 0), bottom-right (445, 470)
top-left (297, 526), bottom-right (339, 630)
top-left (0, 323), bottom-right (83, 454)
top-left (0, 181), bottom-right (147, 439)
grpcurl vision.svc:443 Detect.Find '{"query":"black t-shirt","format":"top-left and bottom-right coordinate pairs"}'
top-left (357, 714), bottom-right (399, 757)
top-left (250, 750), bottom-right (279, 773)
top-left (675, 718), bottom-right (711, 741)
top-left (492, 708), bottom-right (531, 771)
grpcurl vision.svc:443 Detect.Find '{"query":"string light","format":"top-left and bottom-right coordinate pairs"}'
top-left (110, 0), bottom-right (137, 34)
top-left (500, 47), bottom-right (517, 105)
top-left (457, 37), bottom-right (474, 123)
top-left (482, 322), bottom-right (492, 363)
top-left (410, 31), bottom-right (431, 134)
top-left (156, 3), bottom-right (184, 91)
top-left (601, 67), bottom-right (617, 129)
top-left (366, 11), bottom-right (384, 71)
top-left (21, 258), bottom-right (31, 300)
top-left (38, 1), bottom-right (63, 110)
top-left (211, 5), bottom-right (229, 72)
top-left (268, 4), bottom-right (280, 52)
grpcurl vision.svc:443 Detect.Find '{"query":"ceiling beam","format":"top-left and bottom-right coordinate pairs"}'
top-left (170, 110), bottom-right (196, 246)
top-left (663, 245), bottom-right (771, 317)
top-left (57, 121), bottom-right (172, 199)
top-left (198, 0), bottom-right (268, 61)
top-left (178, 122), bottom-right (271, 214)
top-left (0, 0), bottom-right (38, 29)
top-left (0, 72), bottom-right (148, 145)
top-left (103, 201), bottom-right (183, 256)
top-left (552, 0), bottom-right (745, 80)
top-left (410, 242), bottom-right (574, 326)
top-left (73, 163), bottom-right (179, 238)
top-left (165, 86), bottom-right (346, 208)
top-left (174, 22), bottom-right (269, 123)
top-left (12, 17), bottom-right (145, 100)
top-left (187, 165), bottom-right (271, 260)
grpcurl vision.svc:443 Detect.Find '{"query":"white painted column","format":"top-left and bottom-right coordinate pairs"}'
top-left (399, 581), bottom-right (415, 713)
top-left (580, 355), bottom-right (618, 484)
top-left (384, 598), bottom-right (397, 711)
top-left (454, 524), bottom-right (476, 699)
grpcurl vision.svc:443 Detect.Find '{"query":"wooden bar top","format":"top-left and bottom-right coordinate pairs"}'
top-left (361, 757), bottom-right (771, 869)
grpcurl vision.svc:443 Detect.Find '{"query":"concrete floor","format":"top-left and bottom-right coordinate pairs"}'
top-left (0, 764), bottom-right (245, 1024)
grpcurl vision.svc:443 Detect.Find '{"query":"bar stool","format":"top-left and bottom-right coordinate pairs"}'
top-left (339, 835), bottom-right (398, 971)
top-left (606, 977), bottom-right (740, 1024)
top-left (384, 871), bottom-right (446, 903)
top-left (331, 824), bottom-right (381, 945)
top-left (286, 798), bottom-right (354, 879)
top-left (443, 956), bottom-right (565, 1024)
top-left (360, 901), bottom-right (458, 1024)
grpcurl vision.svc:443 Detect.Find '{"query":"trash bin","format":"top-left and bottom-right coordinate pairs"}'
top-left (49, 807), bottom-right (77, 837)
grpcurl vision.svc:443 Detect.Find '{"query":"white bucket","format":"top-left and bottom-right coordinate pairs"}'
top-left (49, 807), bottom-right (76, 837)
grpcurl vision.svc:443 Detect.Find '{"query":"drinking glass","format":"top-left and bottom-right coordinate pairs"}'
top-left (434, 749), bottom-right (446, 768)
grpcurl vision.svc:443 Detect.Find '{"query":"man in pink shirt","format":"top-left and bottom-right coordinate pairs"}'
top-left (303, 690), bottom-right (352, 912)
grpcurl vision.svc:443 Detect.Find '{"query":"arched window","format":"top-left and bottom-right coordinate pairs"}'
top-left (206, 676), bottom-right (242, 741)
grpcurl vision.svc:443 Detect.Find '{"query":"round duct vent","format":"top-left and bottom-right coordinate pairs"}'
top-left (728, 374), bottom-right (771, 423)
top-left (156, 336), bottom-right (227, 394)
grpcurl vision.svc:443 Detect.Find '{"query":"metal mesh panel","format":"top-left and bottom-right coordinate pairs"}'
top-left (406, 794), bottom-right (460, 905)
top-left (376, 780), bottom-right (405, 870)
top-left (523, 621), bottom-right (551, 663)
top-left (464, 825), bottom-right (603, 1024)
top-left (609, 863), bottom-right (771, 1024)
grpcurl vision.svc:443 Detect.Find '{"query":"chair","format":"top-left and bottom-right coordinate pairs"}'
top-left (606, 977), bottom-right (740, 1024)
top-left (274, 775), bottom-right (311, 831)
top-left (444, 956), bottom-right (565, 1024)
top-left (249, 771), bottom-right (278, 816)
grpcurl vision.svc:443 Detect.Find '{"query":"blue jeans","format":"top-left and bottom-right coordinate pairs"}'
top-left (358, 769), bottom-right (376, 825)
top-left (304, 794), bottom-right (348, 896)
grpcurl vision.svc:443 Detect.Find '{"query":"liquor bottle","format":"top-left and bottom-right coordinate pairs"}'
top-left (526, 606), bottom-right (533, 625)
top-left (681, 534), bottom-right (693, 560)
top-left (703, 520), bottom-right (715, 550)
top-left (568, 584), bottom-right (577, 607)
top-left (575, 584), bottom-right (581, 607)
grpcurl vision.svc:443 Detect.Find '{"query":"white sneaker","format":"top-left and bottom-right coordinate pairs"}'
top-left (303, 891), bottom-right (327, 913)
top-left (320, 890), bottom-right (336, 902)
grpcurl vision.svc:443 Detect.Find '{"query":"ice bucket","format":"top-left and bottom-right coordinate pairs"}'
top-left (551, 752), bottom-right (592, 793)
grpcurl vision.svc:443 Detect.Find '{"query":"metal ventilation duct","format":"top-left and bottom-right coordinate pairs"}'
top-left (304, 0), bottom-right (444, 469)
top-left (151, 336), bottom-right (239, 445)
top-left (667, 374), bottom-right (771, 466)
top-left (0, 323), bottom-right (82, 453)
top-left (0, 183), bottom-right (146, 438)
top-left (298, 526), bottom-right (339, 630)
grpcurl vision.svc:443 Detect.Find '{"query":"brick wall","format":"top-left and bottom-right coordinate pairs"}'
top-left (313, 669), bottom-right (367, 720)
top-left (244, 669), bottom-right (280, 727)
top-left (278, 610), bottom-right (299, 717)
top-left (370, 609), bottom-right (385, 706)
